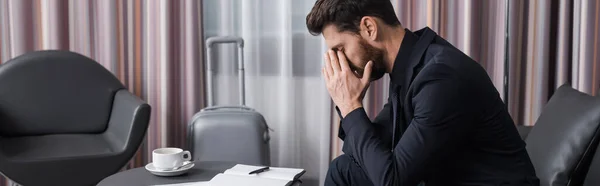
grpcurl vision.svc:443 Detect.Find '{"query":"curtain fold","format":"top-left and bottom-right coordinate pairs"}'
top-left (507, 0), bottom-right (529, 126)
top-left (522, 0), bottom-right (552, 127)
top-left (508, 0), bottom-right (600, 126)
top-left (0, 1), bottom-right (204, 185)
top-left (572, 0), bottom-right (600, 95)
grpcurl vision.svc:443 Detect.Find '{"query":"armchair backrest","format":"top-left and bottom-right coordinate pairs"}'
top-left (584, 139), bottom-right (600, 186)
top-left (0, 50), bottom-right (124, 137)
top-left (525, 84), bottom-right (600, 186)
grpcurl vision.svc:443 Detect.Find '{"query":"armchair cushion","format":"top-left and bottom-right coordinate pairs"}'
top-left (0, 89), bottom-right (150, 186)
top-left (525, 84), bottom-right (600, 186)
top-left (0, 134), bottom-right (113, 160)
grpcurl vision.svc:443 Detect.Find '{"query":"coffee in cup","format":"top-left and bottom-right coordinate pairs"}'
top-left (152, 147), bottom-right (192, 170)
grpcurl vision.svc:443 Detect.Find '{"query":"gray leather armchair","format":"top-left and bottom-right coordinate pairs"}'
top-left (517, 84), bottom-right (600, 186)
top-left (0, 50), bottom-right (151, 186)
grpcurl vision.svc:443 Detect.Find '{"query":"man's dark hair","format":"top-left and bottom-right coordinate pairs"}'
top-left (306, 0), bottom-right (401, 36)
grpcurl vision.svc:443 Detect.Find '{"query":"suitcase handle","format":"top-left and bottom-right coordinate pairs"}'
top-left (201, 105), bottom-right (254, 111)
top-left (205, 36), bottom-right (245, 107)
top-left (206, 36), bottom-right (244, 48)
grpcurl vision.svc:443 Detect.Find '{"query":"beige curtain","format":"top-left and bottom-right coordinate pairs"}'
top-left (508, 0), bottom-right (600, 126)
top-left (0, 0), bottom-right (204, 185)
top-left (331, 0), bottom-right (600, 158)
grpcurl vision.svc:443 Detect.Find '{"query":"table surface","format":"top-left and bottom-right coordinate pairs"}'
top-left (97, 161), bottom-right (236, 186)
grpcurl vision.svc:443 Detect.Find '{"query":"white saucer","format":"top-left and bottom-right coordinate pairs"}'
top-left (145, 161), bottom-right (195, 177)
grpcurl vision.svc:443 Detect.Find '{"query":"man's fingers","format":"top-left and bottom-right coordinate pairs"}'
top-left (362, 61), bottom-right (373, 84)
top-left (328, 50), bottom-right (341, 73)
top-left (324, 53), bottom-right (334, 76)
top-left (336, 50), bottom-right (351, 71)
top-left (322, 67), bottom-right (330, 82)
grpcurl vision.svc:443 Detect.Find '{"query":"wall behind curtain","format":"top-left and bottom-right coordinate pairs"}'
top-left (0, 0), bottom-right (204, 185)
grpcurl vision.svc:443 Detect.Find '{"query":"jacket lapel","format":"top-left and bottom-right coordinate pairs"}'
top-left (400, 27), bottom-right (437, 124)
top-left (402, 28), bottom-right (437, 96)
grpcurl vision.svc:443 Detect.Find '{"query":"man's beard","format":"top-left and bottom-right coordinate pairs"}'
top-left (351, 39), bottom-right (386, 81)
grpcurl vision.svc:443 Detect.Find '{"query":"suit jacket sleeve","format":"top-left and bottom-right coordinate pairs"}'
top-left (340, 63), bottom-right (474, 186)
top-left (336, 97), bottom-right (392, 141)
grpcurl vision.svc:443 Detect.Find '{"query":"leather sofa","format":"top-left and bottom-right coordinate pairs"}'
top-left (517, 84), bottom-right (600, 186)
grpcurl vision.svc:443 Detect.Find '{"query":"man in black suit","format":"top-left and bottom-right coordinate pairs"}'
top-left (306, 0), bottom-right (540, 185)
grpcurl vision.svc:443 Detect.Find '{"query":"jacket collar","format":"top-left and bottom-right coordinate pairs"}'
top-left (389, 27), bottom-right (438, 88)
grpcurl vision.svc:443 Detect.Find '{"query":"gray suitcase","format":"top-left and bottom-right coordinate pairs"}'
top-left (187, 36), bottom-right (271, 166)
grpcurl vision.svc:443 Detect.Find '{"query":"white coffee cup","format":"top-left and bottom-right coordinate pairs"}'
top-left (152, 147), bottom-right (192, 170)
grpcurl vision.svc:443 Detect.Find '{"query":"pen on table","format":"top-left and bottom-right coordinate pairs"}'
top-left (249, 167), bottom-right (270, 175)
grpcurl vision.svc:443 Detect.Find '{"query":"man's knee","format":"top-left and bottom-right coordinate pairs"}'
top-left (329, 154), bottom-right (353, 175)
top-left (326, 155), bottom-right (353, 185)
top-left (326, 155), bottom-right (373, 186)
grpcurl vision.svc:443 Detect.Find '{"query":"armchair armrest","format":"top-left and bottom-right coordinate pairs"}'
top-left (516, 125), bottom-right (533, 140)
top-left (103, 89), bottom-right (151, 152)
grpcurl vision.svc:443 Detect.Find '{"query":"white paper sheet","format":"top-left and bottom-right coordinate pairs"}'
top-left (209, 173), bottom-right (290, 186)
top-left (223, 164), bottom-right (305, 181)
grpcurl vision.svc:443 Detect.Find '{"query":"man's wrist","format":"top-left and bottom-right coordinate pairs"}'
top-left (341, 102), bottom-right (363, 118)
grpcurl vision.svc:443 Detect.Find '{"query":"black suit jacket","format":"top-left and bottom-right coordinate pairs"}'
top-left (337, 27), bottom-right (539, 186)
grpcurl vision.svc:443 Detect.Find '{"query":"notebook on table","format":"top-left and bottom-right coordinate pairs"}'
top-left (208, 164), bottom-right (305, 186)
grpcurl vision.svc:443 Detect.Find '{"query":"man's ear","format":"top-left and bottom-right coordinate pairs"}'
top-left (360, 16), bottom-right (378, 41)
